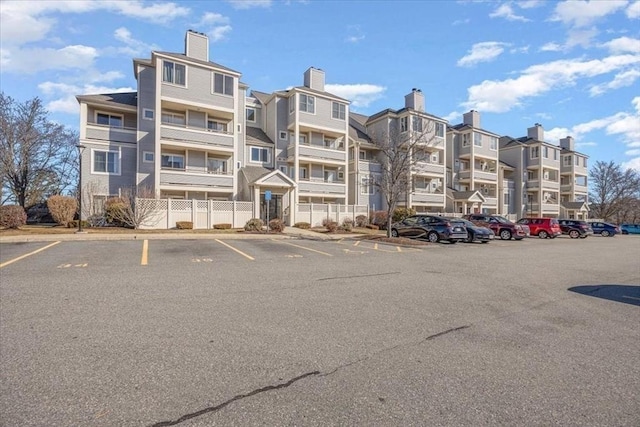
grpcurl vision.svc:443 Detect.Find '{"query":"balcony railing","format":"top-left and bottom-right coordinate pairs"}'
top-left (414, 162), bottom-right (445, 175)
top-left (159, 170), bottom-right (234, 189)
top-left (160, 123), bottom-right (234, 149)
top-left (289, 144), bottom-right (346, 163)
top-left (298, 180), bottom-right (346, 195)
top-left (411, 191), bottom-right (445, 204)
top-left (85, 123), bottom-right (136, 144)
top-left (358, 160), bottom-right (382, 173)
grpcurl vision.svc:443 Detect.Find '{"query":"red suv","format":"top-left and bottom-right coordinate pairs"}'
top-left (463, 214), bottom-right (528, 240)
top-left (517, 217), bottom-right (562, 239)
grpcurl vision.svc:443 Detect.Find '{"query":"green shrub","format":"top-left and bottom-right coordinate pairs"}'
top-left (392, 207), bottom-right (416, 223)
top-left (341, 217), bottom-right (354, 232)
top-left (214, 223), bottom-right (232, 229)
top-left (322, 218), bottom-right (338, 232)
top-left (355, 215), bottom-right (368, 227)
top-left (47, 195), bottom-right (77, 227)
top-left (268, 218), bottom-right (285, 233)
top-left (244, 218), bottom-right (264, 231)
top-left (176, 221), bottom-right (193, 229)
top-left (294, 222), bottom-right (311, 229)
top-left (0, 205), bottom-right (27, 229)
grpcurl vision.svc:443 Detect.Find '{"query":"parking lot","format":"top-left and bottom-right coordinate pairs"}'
top-left (1, 235), bottom-right (639, 426)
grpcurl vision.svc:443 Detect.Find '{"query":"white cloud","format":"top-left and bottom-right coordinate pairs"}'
top-left (490, 3), bottom-right (530, 22)
top-left (518, 0), bottom-right (543, 8)
top-left (443, 111), bottom-right (462, 123)
top-left (628, 1), bottom-right (640, 18)
top-left (540, 42), bottom-right (563, 52)
top-left (625, 148), bottom-right (640, 155)
top-left (345, 25), bottom-right (365, 43)
top-left (589, 69), bottom-right (640, 96)
top-left (38, 81), bottom-right (135, 114)
top-left (462, 54), bottom-right (640, 113)
top-left (108, 1), bottom-right (190, 23)
top-left (551, 0), bottom-right (629, 28)
top-left (195, 12), bottom-right (232, 42)
top-left (602, 36), bottom-right (640, 54)
top-left (208, 25), bottom-right (233, 42)
top-left (457, 42), bottom-right (509, 67)
top-left (113, 27), bottom-right (159, 56)
top-left (324, 83), bottom-right (386, 108)
top-left (226, 0), bottom-right (272, 9)
top-left (622, 157), bottom-right (640, 171)
top-left (576, 141), bottom-right (598, 147)
top-left (199, 12), bottom-right (230, 25)
top-left (0, 44), bottom-right (98, 73)
top-left (564, 27), bottom-right (598, 49)
top-left (452, 18), bottom-right (470, 25)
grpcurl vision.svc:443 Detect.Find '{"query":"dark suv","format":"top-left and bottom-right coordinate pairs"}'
top-left (390, 215), bottom-right (468, 244)
top-left (558, 219), bottom-right (593, 238)
top-left (463, 214), bottom-right (527, 240)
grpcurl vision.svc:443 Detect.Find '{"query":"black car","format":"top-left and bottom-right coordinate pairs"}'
top-left (558, 219), bottom-right (593, 238)
top-left (449, 218), bottom-right (494, 243)
top-left (390, 215), bottom-right (468, 244)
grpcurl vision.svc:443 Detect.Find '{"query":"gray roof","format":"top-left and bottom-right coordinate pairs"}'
top-left (448, 122), bottom-right (500, 137)
top-left (250, 90), bottom-right (271, 105)
top-left (154, 51), bottom-right (240, 75)
top-left (76, 92), bottom-right (137, 107)
top-left (292, 86), bottom-right (350, 103)
top-left (367, 107), bottom-right (445, 124)
top-left (499, 160), bottom-right (516, 169)
top-left (240, 166), bottom-right (274, 184)
top-left (246, 126), bottom-right (274, 145)
top-left (562, 201), bottom-right (589, 210)
top-left (349, 114), bottom-right (372, 144)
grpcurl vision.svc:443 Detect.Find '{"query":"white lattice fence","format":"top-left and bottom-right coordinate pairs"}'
top-left (296, 203), bottom-right (369, 227)
top-left (136, 199), bottom-right (255, 229)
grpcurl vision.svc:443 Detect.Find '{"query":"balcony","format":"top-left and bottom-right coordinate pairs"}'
top-left (412, 191), bottom-right (445, 204)
top-left (483, 197), bottom-right (498, 206)
top-left (414, 162), bottom-right (445, 176)
top-left (289, 144), bottom-right (346, 164)
top-left (159, 169), bottom-right (234, 190)
top-left (541, 180), bottom-right (560, 190)
top-left (542, 202), bottom-right (560, 213)
top-left (474, 170), bottom-right (498, 181)
top-left (298, 179), bottom-right (346, 195)
top-left (160, 124), bottom-right (234, 150)
top-left (85, 124), bottom-right (136, 144)
top-left (358, 160), bottom-right (382, 173)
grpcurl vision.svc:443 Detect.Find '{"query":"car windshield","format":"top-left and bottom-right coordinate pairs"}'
top-left (493, 216), bottom-right (511, 224)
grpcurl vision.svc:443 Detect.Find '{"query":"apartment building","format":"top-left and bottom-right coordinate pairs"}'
top-left (361, 89), bottom-right (447, 213)
top-left (348, 112), bottom-right (383, 210)
top-left (499, 124), bottom-right (562, 218)
top-left (559, 136), bottom-right (590, 219)
top-left (446, 110), bottom-right (501, 214)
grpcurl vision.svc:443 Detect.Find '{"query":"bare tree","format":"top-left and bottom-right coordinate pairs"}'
top-left (0, 93), bottom-right (78, 208)
top-left (106, 185), bottom-right (160, 229)
top-left (589, 160), bottom-right (640, 221)
top-left (369, 118), bottom-right (442, 236)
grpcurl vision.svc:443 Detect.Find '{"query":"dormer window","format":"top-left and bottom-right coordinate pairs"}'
top-left (162, 61), bottom-right (186, 86)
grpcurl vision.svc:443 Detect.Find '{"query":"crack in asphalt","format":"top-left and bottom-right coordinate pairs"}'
top-left (148, 324), bottom-right (470, 426)
top-left (317, 272), bottom-right (400, 281)
top-left (149, 371), bottom-right (320, 427)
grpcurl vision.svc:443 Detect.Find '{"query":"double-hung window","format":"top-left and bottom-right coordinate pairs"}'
top-left (435, 122), bottom-right (444, 138)
top-left (563, 155), bottom-right (572, 166)
top-left (93, 150), bottom-right (120, 174)
top-left (474, 132), bottom-right (482, 146)
top-left (530, 146), bottom-right (539, 159)
top-left (400, 117), bottom-right (408, 132)
top-left (361, 176), bottom-right (374, 195)
top-left (246, 107), bottom-right (256, 122)
top-left (412, 116), bottom-right (422, 132)
top-left (575, 156), bottom-right (580, 166)
top-left (213, 73), bottom-right (234, 96)
top-left (462, 133), bottom-right (470, 147)
top-left (96, 113), bottom-right (123, 128)
top-left (161, 154), bottom-right (185, 170)
top-left (490, 137), bottom-right (497, 150)
top-left (543, 146), bottom-right (549, 158)
top-left (250, 147), bottom-right (269, 163)
top-left (299, 94), bottom-right (315, 113)
top-left (162, 61), bottom-right (186, 86)
top-left (332, 102), bottom-right (345, 120)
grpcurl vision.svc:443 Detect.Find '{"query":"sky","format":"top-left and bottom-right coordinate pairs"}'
top-left (1, 0), bottom-right (639, 171)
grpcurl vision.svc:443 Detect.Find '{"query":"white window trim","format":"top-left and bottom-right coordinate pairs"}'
top-left (531, 146), bottom-right (539, 159)
top-left (91, 148), bottom-right (121, 175)
top-left (473, 132), bottom-right (482, 147)
top-left (289, 94), bottom-right (296, 114)
top-left (299, 94), bottom-right (316, 114)
top-left (361, 176), bottom-right (374, 195)
top-left (279, 165), bottom-right (288, 174)
top-left (435, 122), bottom-right (445, 138)
top-left (161, 153), bottom-right (186, 170)
top-left (142, 151), bottom-right (154, 163)
top-left (246, 107), bottom-right (256, 123)
top-left (249, 146), bottom-right (270, 164)
top-left (299, 166), bottom-right (308, 179)
top-left (142, 109), bottom-right (154, 120)
top-left (331, 102), bottom-right (346, 121)
top-left (279, 131), bottom-right (287, 140)
top-left (162, 60), bottom-right (187, 88)
top-left (95, 111), bottom-right (124, 128)
top-left (211, 72), bottom-right (234, 97)
top-left (490, 137), bottom-right (498, 151)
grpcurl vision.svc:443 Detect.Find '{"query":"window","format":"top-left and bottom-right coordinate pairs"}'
top-left (490, 137), bottom-right (497, 150)
top-left (462, 133), bottom-right (470, 147)
top-left (143, 152), bottom-right (154, 163)
top-left (553, 149), bottom-right (558, 160)
top-left (299, 167), bottom-right (307, 179)
top-left (324, 170), bottom-right (336, 182)
top-left (161, 154), bottom-right (185, 169)
top-left (299, 94), bottom-right (315, 113)
top-left (435, 122), bottom-right (444, 138)
top-left (279, 165), bottom-right (287, 174)
top-left (279, 131), bottom-right (287, 140)
top-left (289, 95), bottom-right (295, 113)
top-left (361, 176), bottom-right (374, 195)
top-left (528, 170), bottom-right (536, 180)
top-left (530, 146), bottom-right (539, 159)
top-left (504, 192), bottom-right (510, 205)
top-left (474, 132), bottom-right (482, 146)
top-left (213, 73), bottom-right (233, 96)
top-left (93, 150), bottom-right (120, 174)
top-left (162, 61), bottom-right (186, 86)
top-left (143, 109), bottom-right (154, 120)
top-left (412, 116), bottom-right (422, 132)
top-left (583, 157), bottom-right (587, 167)
top-left (207, 119), bottom-right (227, 132)
top-left (161, 111), bottom-right (186, 126)
top-left (575, 156), bottom-right (580, 166)
top-left (96, 112), bottom-right (123, 128)
top-left (207, 157), bottom-right (227, 174)
top-left (543, 146), bottom-right (549, 158)
top-left (564, 155), bottom-right (572, 166)
top-left (324, 138), bottom-right (336, 149)
top-left (299, 134), bottom-right (307, 144)
top-left (250, 147), bottom-right (269, 163)
top-left (332, 102), bottom-right (346, 120)
top-left (400, 117), bottom-right (408, 132)
top-left (246, 108), bottom-right (256, 122)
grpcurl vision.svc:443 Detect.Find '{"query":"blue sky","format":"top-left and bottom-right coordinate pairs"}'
top-left (1, 0), bottom-right (639, 170)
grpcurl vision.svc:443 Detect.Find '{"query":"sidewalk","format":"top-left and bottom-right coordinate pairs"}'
top-left (0, 226), bottom-right (346, 243)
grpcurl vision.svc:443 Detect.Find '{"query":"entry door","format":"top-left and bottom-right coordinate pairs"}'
top-left (261, 193), bottom-right (282, 222)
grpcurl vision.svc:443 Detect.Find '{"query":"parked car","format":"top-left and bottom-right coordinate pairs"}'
top-left (558, 219), bottom-right (593, 238)
top-left (390, 215), bottom-right (468, 244)
top-left (448, 218), bottom-right (494, 243)
top-left (517, 217), bottom-right (562, 239)
top-left (463, 214), bottom-right (528, 240)
top-left (620, 223), bottom-right (640, 235)
top-left (588, 221), bottom-right (620, 237)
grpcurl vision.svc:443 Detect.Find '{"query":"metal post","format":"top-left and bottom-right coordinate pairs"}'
top-left (76, 144), bottom-right (86, 233)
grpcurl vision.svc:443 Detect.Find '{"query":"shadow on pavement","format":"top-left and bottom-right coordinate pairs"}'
top-left (568, 284), bottom-right (640, 306)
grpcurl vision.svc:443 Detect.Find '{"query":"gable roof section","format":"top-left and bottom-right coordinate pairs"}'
top-left (446, 189), bottom-right (486, 203)
top-left (246, 127), bottom-right (274, 146)
top-left (240, 166), bottom-right (295, 188)
top-left (562, 201), bottom-right (589, 211)
top-left (154, 51), bottom-right (240, 75)
top-left (76, 92), bottom-right (138, 109)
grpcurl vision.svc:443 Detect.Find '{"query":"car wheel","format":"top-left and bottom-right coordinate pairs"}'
top-left (622, 230), bottom-right (628, 235)
top-left (499, 229), bottom-right (512, 240)
top-left (601, 230), bottom-right (610, 237)
top-left (481, 240), bottom-right (489, 244)
top-left (391, 228), bottom-right (399, 238)
top-left (427, 231), bottom-right (440, 243)
top-left (569, 230), bottom-right (579, 239)
top-left (449, 239), bottom-right (457, 244)
top-left (466, 232), bottom-right (474, 243)
top-left (538, 230), bottom-right (548, 239)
